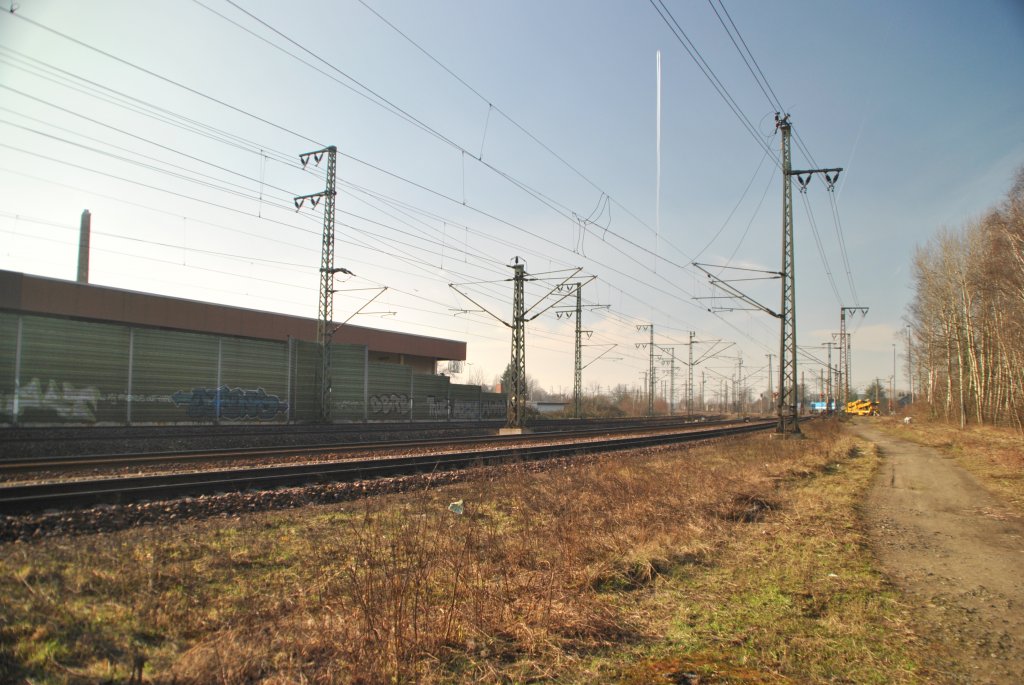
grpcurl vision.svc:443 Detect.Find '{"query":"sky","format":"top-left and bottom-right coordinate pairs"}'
top-left (1, 0), bottom-right (1022, 406)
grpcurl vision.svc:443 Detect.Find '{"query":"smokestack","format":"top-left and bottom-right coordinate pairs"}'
top-left (77, 209), bottom-right (91, 283)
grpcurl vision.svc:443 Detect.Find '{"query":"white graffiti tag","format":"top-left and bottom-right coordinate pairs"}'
top-left (5, 378), bottom-right (101, 422)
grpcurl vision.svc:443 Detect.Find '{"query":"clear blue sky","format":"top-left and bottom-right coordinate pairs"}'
top-left (1, 0), bottom-right (1022, 403)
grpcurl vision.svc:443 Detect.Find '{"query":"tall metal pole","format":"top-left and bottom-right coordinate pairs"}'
top-left (766, 353), bottom-right (773, 415)
top-left (687, 331), bottom-right (695, 416)
top-left (840, 311), bottom-right (848, 407)
top-left (822, 341), bottom-right (836, 413)
top-left (670, 351), bottom-right (676, 415)
top-left (700, 371), bottom-right (705, 413)
top-left (776, 116), bottom-right (799, 435)
top-left (318, 147), bottom-right (338, 422)
top-left (774, 114), bottom-right (843, 431)
top-left (648, 325), bottom-right (655, 416)
top-left (661, 347), bottom-right (676, 415)
top-left (573, 283), bottom-right (582, 419)
top-left (838, 306), bottom-right (868, 410)
top-left (737, 355), bottom-right (744, 415)
top-left (507, 259), bottom-right (526, 429)
top-left (295, 145), bottom-right (338, 423)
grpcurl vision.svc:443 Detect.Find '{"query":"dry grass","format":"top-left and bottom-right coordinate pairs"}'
top-left (1, 422), bottom-right (932, 683)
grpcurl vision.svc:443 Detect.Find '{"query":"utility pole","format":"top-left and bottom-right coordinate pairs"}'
top-left (451, 260), bottom-right (582, 432)
top-left (573, 284), bottom-right (582, 418)
top-left (775, 114), bottom-right (843, 436)
top-left (776, 113), bottom-right (798, 434)
top-left (839, 306), bottom-right (868, 408)
top-left (766, 353), bottom-right (773, 416)
top-left (636, 324), bottom-right (655, 416)
top-left (294, 145), bottom-right (338, 422)
top-left (822, 341), bottom-right (837, 414)
top-left (832, 332), bottom-right (844, 409)
top-left (737, 355), bottom-right (744, 415)
top-left (640, 371), bottom-right (648, 415)
top-left (800, 370), bottom-right (805, 415)
top-left (671, 352), bottom-right (677, 415)
top-left (660, 347), bottom-right (677, 415)
top-left (508, 259), bottom-right (527, 429)
top-left (700, 371), bottom-right (705, 413)
top-left (688, 331), bottom-right (696, 416)
top-left (553, 280), bottom-right (603, 419)
top-left (649, 326), bottom-right (655, 416)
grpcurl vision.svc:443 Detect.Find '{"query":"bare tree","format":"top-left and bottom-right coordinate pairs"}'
top-left (907, 167), bottom-right (1024, 430)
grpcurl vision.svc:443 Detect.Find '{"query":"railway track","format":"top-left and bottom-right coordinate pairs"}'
top-left (0, 418), bottom-right (739, 474)
top-left (0, 419), bottom-right (773, 515)
top-left (0, 414), bottom-right (723, 459)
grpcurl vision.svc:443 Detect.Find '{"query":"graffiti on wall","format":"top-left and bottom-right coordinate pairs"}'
top-left (369, 393), bottom-right (409, 416)
top-left (423, 396), bottom-right (506, 420)
top-left (2, 378), bottom-right (101, 422)
top-left (171, 386), bottom-right (288, 420)
top-left (481, 398), bottom-right (505, 419)
top-left (425, 395), bottom-right (450, 419)
top-left (451, 400), bottom-right (479, 420)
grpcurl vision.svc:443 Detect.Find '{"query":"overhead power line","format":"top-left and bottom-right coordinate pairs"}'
top-left (648, 0), bottom-right (775, 159)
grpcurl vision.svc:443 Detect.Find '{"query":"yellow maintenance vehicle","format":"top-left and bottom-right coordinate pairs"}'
top-left (845, 399), bottom-right (880, 416)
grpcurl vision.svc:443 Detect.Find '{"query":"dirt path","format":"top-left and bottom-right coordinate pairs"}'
top-left (854, 424), bottom-right (1024, 684)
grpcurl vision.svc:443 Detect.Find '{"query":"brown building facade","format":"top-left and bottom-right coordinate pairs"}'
top-left (0, 270), bottom-right (465, 374)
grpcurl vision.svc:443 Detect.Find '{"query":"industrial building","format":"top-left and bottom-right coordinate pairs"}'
top-left (0, 270), bottom-right (503, 426)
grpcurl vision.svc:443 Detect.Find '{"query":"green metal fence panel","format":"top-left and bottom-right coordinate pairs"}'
top-left (412, 373), bottom-right (449, 420)
top-left (132, 328), bottom-right (219, 424)
top-left (0, 312), bottom-right (17, 424)
top-left (331, 343), bottom-right (367, 421)
top-left (290, 340), bottom-right (320, 423)
top-left (367, 362), bottom-right (412, 420)
top-left (218, 337), bottom-right (290, 423)
top-left (15, 315), bottom-right (129, 425)
top-left (481, 391), bottom-right (507, 420)
top-left (0, 313), bottom-right (463, 426)
top-left (449, 383), bottom-right (482, 420)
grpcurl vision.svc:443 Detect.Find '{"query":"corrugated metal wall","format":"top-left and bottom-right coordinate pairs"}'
top-left (481, 391), bottom-right (507, 420)
top-left (18, 316), bottom-right (129, 424)
top-left (1, 312), bottom-right (21, 424)
top-left (449, 383), bottom-right (483, 420)
top-left (289, 340), bottom-right (319, 423)
top-left (0, 313), bottom-right (504, 426)
top-left (133, 328), bottom-right (219, 424)
top-left (332, 343), bottom-right (367, 421)
top-left (367, 362), bottom-right (412, 420)
top-left (413, 374), bottom-right (450, 421)
top-left (2, 313), bottom-right (505, 421)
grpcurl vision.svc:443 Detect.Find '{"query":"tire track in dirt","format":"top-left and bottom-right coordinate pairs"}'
top-left (855, 424), bottom-right (1024, 684)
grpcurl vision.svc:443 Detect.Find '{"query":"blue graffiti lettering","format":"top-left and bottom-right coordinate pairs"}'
top-left (171, 386), bottom-right (287, 420)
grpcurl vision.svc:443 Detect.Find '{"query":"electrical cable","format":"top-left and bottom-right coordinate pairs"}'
top-left (6, 12), bottom-right (324, 147)
top-left (648, 0), bottom-right (775, 159)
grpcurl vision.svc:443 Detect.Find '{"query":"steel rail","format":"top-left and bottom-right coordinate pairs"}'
top-left (0, 420), bottom-right (773, 514)
top-left (0, 418), bottom-right (739, 472)
top-left (0, 414), bottom-right (721, 457)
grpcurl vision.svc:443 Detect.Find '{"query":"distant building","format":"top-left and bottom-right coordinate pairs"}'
top-left (528, 400), bottom-right (568, 415)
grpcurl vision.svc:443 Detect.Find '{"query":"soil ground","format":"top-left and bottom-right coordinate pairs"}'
top-left (854, 423), bottom-right (1024, 684)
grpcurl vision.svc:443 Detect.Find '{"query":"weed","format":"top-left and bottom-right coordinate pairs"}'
top-left (0, 422), bottom-right (932, 683)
